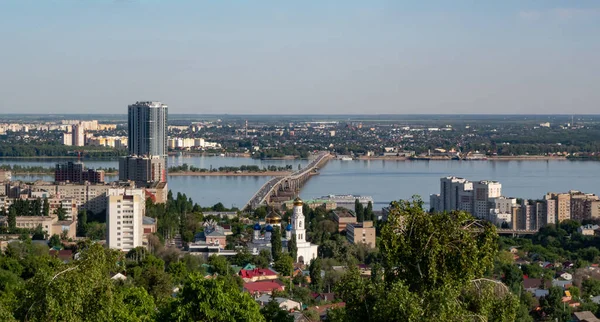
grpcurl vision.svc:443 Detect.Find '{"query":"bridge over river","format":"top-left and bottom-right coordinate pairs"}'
top-left (244, 152), bottom-right (332, 210)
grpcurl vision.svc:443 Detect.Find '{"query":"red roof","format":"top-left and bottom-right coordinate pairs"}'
top-left (243, 280), bottom-right (284, 293)
top-left (240, 268), bottom-right (278, 279)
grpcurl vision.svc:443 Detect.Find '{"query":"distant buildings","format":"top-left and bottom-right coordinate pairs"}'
top-left (0, 170), bottom-right (11, 182)
top-left (430, 176), bottom-right (500, 217)
top-left (61, 123), bottom-right (85, 147)
top-left (167, 137), bottom-right (220, 150)
top-left (431, 176), bottom-right (600, 231)
top-left (106, 189), bottom-right (145, 252)
top-left (55, 162), bottom-right (105, 184)
top-left (319, 194), bottom-right (373, 211)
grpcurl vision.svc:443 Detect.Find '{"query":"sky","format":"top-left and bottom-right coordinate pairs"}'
top-left (0, 0), bottom-right (598, 115)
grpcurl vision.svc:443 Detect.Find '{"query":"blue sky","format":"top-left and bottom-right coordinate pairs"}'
top-left (0, 0), bottom-right (598, 114)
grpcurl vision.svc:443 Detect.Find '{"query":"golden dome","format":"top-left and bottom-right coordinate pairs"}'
top-left (293, 197), bottom-right (303, 206)
top-left (265, 211), bottom-right (282, 224)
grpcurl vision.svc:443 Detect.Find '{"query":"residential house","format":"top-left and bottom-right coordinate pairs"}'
top-left (239, 268), bottom-right (278, 283)
top-left (111, 273), bottom-right (127, 281)
top-left (558, 272), bottom-right (573, 281)
top-left (573, 311), bottom-right (600, 322)
top-left (578, 224), bottom-right (600, 236)
top-left (256, 295), bottom-right (302, 311)
top-left (243, 280), bottom-right (285, 296)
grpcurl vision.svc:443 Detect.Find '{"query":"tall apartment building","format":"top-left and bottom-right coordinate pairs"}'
top-left (119, 155), bottom-right (166, 183)
top-left (433, 177), bottom-right (501, 219)
top-left (473, 181), bottom-right (501, 219)
top-left (61, 123), bottom-right (86, 147)
top-left (121, 101), bottom-right (168, 184)
top-left (434, 177), bottom-right (474, 213)
top-left (73, 124), bottom-right (85, 147)
top-left (106, 189), bottom-right (145, 252)
top-left (127, 101), bottom-right (168, 157)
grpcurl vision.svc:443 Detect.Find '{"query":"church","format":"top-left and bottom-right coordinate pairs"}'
top-left (247, 197), bottom-right (319, 264)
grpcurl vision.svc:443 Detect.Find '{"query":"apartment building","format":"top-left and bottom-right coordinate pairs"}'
top-left (473, 181), bottom-right (502, 219)
top-left (332, 209), bottom-right (357, 232)
top-left (106, 189), bottom-right (145, 252)
top-left (432, 177), bottom-right (500, 219)
top-left (346, 221), bottom-right (376, 248)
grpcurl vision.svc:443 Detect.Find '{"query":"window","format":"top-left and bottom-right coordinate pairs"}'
top-left (117, 238), bottom-right (121, 241)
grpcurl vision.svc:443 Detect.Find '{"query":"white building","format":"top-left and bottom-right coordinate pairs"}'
top-left (290, 198), bottom-right (319, 264)
top-left (472, 180), bottom-right (502, 219)
top-left (106, 189), bottom-right (145, 252)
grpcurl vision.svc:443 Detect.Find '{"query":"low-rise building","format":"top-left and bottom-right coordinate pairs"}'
top-left (346, 221), bottom-right (376, 248)
top-left (578, 224), bottom-right (600, 236)
top-left (332, 209), bottom-right (356, 232)
top-left (283, 199), bottom-right (336, 211)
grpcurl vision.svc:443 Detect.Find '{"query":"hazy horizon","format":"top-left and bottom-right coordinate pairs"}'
top-left (1, 1), bottom-right (598, 115)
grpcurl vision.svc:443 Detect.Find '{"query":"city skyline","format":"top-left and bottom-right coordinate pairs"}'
top-left (1, 1), bottom-right (598, 115)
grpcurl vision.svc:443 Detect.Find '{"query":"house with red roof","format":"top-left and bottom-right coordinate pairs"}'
top-left (243, 280), bottom-right (285, 296)
top-left (239, 268), bottom-right (279, 282)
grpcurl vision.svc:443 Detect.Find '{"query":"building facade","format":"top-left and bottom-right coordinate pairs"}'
top-left (346, 220), bottom-right (376, 248)
top-left (106, 189), bottom-right (145, 252)
top-left (127, 101), bottom-right (168, 157)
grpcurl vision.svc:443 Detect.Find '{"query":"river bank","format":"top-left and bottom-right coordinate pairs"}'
top-left (168, 171), bottom-right (291, 176)
top-left (353, 155), bottom-right (569, 161)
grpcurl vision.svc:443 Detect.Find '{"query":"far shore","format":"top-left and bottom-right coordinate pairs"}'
top-left (12, 171), bottom-right (291, 177)
top-left (354, 155), bottom-right (569, 161)
top-left (168, 171), bottom-right (291, 176)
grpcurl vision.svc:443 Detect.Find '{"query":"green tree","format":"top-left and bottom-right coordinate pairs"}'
top-left (336, 197), bottom-right (519, 322)
top-left (539, 286), bottom-right (571, 321)
top-left (583, 278), bottom-right (600, 297)
top-left (208, 254), bottom-right (230, 276)
top-left (16, 244), bottom-right (133, 321)
top-left (42, 198), bottom-right (50, 217)
top-left (48, 234), bottom-right (62, 248)
top-left (54, 204), bottom-right (66, 221)
top-left (167, 260), bottom-right (188, 285)
top-left (309, 258), bottom-right (323, 292)
top-left (273, 254), bottom-right (294, 277)
top-left (355, 199), bottom-right (364, 222)
top-left (260, 298), bottom-right (294, 322)
top-left (271, 226), bottom-right (282, 262)
top-left (160, 274), bottom-right (265, 322)
top-left (77, 210), bottom-right (87, 237)
top-left (287, 234), bottom-right (297, 262)
top-left (365, 201), bottom-right (374, 221)
top-left (7, 207), bottom-right (16, 231)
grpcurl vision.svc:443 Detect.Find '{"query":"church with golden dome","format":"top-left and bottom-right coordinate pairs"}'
top-left (248, 197), bottom-right (319, 264)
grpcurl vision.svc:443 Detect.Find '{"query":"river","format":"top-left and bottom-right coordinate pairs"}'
top-left (5, 157), bottom-right (600, 210)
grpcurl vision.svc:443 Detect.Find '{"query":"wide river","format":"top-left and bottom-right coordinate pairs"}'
top-left (4, 156), bottom-right (600, 210)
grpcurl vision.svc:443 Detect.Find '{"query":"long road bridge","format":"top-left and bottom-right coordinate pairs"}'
top-left (244, 152), bottom-right (332, 210)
